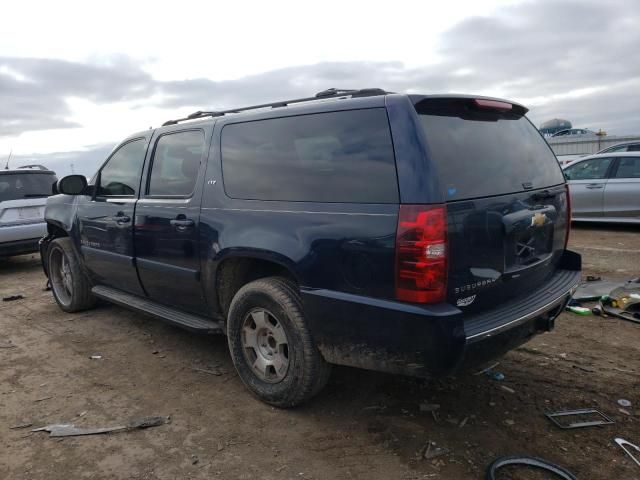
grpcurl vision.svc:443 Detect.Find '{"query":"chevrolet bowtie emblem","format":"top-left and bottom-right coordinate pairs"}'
top-left (531, 212), bottom-right (547, 227)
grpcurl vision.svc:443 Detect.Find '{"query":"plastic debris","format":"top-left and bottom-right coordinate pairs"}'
top-left (421, 441), bottom-right (449, 460)
top-left (89, 355), bottom-right (102, 360)
top-left (484, 369), bottom-right (505, 381)
top-left (600, 278), bottom-right (640, 324)
top-left (573, 279), bottom-right (623, 301)
top-left (486, 456), bottom-right (577, 480)
top-left (614, 438), bottom-right (640, 468)
top-left (618, 399), bottom-right (632, 407)
top-left (2, 295), bottom-right (24, 302)
top-left (32, 415), bottom-right (169, 437)
top-left (566, 305), bottom-right (591, 315)
top-left (419, 402), bottom-right (440, 413)
top-left (9, 422), bottom-right (33, 430)
top-left (500, 385), bottom-right (515, 394)
top-left (192, 366), bottom-right (225, 376)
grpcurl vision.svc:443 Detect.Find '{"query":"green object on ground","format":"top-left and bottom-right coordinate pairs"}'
top-left (566, 306), bottom-right (591, 315)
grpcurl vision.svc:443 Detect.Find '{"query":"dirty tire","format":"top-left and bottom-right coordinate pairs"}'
top-left (47, 237), bottom-right (96, 313)
top-left (227, 277), bottom-right (331, 407)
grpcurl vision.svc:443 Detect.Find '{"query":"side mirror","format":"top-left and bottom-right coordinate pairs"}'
top-left (57, 175), bottom-right (88, 195)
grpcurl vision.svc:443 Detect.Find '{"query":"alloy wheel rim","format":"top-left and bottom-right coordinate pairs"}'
top-left (241, 308), bottom-right (290, 383)
top-left (50, 248), bottom-right (72, 305)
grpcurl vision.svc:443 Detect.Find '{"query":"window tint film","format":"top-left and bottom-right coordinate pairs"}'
top-left (416, 99), bottom-right (565, 201)
top-left (148, 130), bottom-right (204, 196)
top-left (98, 139), bottom-right (145, 196)
top-left (0, 173), bottom-right (56, 202)
top-left (614, 157), bottom-right (640, 178)
top-left (564, 158), bottom-right (612, 180)
top-left (221, 109), bottom-right (398, 203)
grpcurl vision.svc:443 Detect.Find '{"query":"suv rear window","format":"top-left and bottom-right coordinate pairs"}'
top-left (416, 98), bottom-right (565, 201)
top-left (221, 109), bottom-right (398, 203)
top-left (0, 173), bottom-right (56, 202)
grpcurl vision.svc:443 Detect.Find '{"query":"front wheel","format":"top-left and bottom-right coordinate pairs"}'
top-left (47, 238), bottom-right (96, 313)
top-left (227, 277), bottom-right (331, 407)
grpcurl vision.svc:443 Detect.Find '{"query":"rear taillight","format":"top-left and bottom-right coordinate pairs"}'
top-left (395, 204), bottom-right (448, 303)
top-left (564, 184), bottom-right (572, 249)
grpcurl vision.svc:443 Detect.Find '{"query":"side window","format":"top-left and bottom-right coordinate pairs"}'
top-left (564, 158), bottom-right (612, 180)
top-left (148, 130), bottom-right (204, 197)
top-left (221, 109), bottom-right (398, 203)
top-left (628, 144), bottom-right (640, 152)
top-left (614, 157), bottom-right (640, 179)
top-left (98, 139), bottom-right (145, 197)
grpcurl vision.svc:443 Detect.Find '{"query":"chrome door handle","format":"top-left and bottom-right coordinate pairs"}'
top-left (586, 184), bottom-right (603, 189)
top-left (170, 219), bottom-right (194, 228)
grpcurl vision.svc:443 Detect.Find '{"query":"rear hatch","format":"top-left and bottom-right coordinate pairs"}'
top-left (0, 171), bottom-right (56, 226)
top-left (414, 97), bottom-right (569, 312)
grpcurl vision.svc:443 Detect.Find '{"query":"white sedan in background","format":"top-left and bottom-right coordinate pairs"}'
top-left (563, 153), bottom-right (640, 224)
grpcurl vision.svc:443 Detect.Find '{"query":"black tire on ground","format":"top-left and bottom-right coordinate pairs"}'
top-left (47, 237), bottom-right (96, 313)
top-left (227, 277), bottom-right (331, 407)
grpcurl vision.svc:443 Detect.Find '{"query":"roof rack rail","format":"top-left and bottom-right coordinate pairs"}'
top-left (161, 88), bottom-right (389, 126)
top-left (17, 164), bottom-right (50, 171)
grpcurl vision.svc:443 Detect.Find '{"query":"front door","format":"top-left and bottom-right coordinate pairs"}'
top-left (564, 157), bottom-right (614, 218)
top-left (134, 129), bottom-right (208, 314)
top-left (77, 137), bottom-right (148, 295)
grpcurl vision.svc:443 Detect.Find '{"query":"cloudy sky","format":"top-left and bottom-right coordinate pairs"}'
top-left (1, 0), bottom-right (638, 176)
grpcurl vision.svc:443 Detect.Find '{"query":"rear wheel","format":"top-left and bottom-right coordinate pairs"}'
top-left (227, 277), bottom-right (331, 407)
top-left (47, 238), bottom-right (95, 312)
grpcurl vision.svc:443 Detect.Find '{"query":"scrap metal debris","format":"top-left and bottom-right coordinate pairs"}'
top-left (545, 408), bottom-right (615, 429)
top-left (32, 415), bottom-right (169, 438)
top-left (614, 437), bottom-right (640, 468)
top-left (2, 295), bottom-right (24, 302)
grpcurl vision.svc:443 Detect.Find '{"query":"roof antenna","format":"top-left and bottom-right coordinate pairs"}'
top-left (4, 149), bottom-right (12, 170)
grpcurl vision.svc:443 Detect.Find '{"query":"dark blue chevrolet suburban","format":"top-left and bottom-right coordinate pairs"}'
top-left (41, 88), bottom-right (581, 407)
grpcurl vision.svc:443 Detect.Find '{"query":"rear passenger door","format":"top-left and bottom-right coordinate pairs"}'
top-left (134, 129), bottom-right (208, 314)
top-left (603, 156), bottom-right (640, 219)
top-left (564, 157), bottom-right (614, 217)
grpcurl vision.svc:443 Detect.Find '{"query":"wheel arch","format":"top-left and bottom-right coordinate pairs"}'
top-left (212, 249), bottom-right (300, 318)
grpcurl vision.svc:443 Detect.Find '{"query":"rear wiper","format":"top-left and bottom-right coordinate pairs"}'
top-left (23, 194), bottom-right (48, 198)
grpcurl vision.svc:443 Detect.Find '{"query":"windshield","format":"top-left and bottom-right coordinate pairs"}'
top-left (416, 99), bottom-right (565, 201)
top-left (0, 173), bottom-right (56, 202)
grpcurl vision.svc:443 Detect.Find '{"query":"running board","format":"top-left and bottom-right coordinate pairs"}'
top-left (91, 285), bottom-right (224, 334)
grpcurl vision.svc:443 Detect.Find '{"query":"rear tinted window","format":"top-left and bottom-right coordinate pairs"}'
top-left (416, 99), bottom-right (565, 201)
top-left (221, 109), bottom-right (398, 203)
top-left (614, 157), bottom-right (640, 178)
top-left (148, 130), bottom-right (204, 196)
top-left (0, 173), bottom-right (56, 202)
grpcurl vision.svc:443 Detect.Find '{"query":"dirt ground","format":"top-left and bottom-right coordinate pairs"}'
top-left (1, 223), bottom-right (639, 480)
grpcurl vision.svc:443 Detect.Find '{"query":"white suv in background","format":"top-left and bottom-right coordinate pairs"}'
top-left (0, 165), bottom-right (57, 257)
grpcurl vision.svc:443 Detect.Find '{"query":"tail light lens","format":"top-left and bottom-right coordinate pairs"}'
top-left (395, 204), bottom-right (447, 303)
top-left (564, 184), bottom-right (572, 249)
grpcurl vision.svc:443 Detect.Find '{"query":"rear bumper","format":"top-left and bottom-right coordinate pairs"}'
top-left (302, 250), bottom-right (581, 377)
